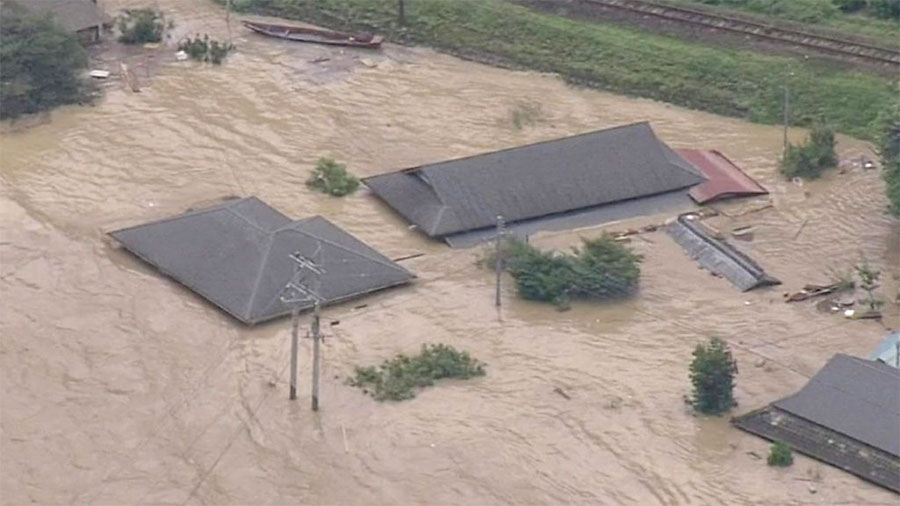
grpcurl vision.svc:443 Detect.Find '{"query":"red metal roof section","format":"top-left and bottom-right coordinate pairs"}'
top-left (677, 149), bottom-right (768, 204)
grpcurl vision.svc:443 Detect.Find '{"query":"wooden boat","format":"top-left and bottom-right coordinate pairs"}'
top-left (242, 21), bottom-right (383, 48)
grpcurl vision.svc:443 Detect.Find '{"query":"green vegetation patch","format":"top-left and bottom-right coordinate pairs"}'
top-left (178, 35), bottom-right (235, 64)
top-left (689, 337), bottom-right (738, 415)
top-left (224, 0), bottom-right (896, 140)
top-left (676, 0), bottom-right (900, 42)
top-left (117, 8), bottom-right (166, 45)
top-left (767, 440), bottom-right (794, 466)
top-left (349, 344), bottom-right (486, 401)
top-left (780, 125), bottom-right (837, 179)
top-left (306, 157), bottom-right (360, 197)
top-left (0, 1), bottom-right (89, 120)
top-left (486, 236), bottom-right (642, 308)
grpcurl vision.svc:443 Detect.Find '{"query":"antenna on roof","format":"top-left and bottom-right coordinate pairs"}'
top-left (280, 244), bottom-right (325, 410)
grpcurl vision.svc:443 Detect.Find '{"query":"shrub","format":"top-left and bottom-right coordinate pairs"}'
top-left (768, 440), bottom-right (794, 466)
top-left (487, 236), bottom-right (643, 307)
top-left (873, 100), bottom-right (900, 217)
top-left (689, 337), bottom-right (738, 415)
top-left (855, 256), bottom-right (883, 311)
top-left (306, 157), bottom-right (360, 197)
top-left (871, 0), bottom-right (900, 19)
top-left (780, 125), bottom-right (837, 180)
top-left (0, 1), bottom-right (88, 119)
top-left (177, 35), bottom-right (235, 64)
top-left (117, 8), bottom-right (165, 44)
top-left (833, 0), bottom-right (868, 12)
top-left (348, 344), bottom-right (486, 401)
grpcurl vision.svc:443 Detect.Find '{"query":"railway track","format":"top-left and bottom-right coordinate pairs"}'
top-left (578, 0), bottom-right (900, 66)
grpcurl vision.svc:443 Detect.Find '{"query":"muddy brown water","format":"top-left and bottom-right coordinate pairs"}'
top-left (2, 1), bottom-right (898, 504)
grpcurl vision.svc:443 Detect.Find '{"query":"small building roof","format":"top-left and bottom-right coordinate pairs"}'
top-left (666, 214), bottom-right (780, 291)
top-left (110, 197), bottom-right (414, 325)
top-left (871, 331), bottom-right (899, 368)
top-left (775, 354), bottom-right (900, 457)
top-left (676, 149), bottom-right (768, 204)
top-left (733, 354), bottom-right (900, 492)
top-left (364, 122), bottom-right (705, 240)
top-left (29, 0), bottom-right (103, 33)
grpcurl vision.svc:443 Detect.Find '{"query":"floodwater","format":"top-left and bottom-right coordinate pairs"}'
top-left (2, 1), bottom-right (898, 504)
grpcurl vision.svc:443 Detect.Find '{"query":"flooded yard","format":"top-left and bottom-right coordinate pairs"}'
top-left (1, 1), bottom-right (898, 504)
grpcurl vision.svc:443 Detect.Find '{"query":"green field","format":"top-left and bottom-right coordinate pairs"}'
top-left (663, 0), bottom-right (900, 45)
top-left (226, 0), bottom-right (897, 141)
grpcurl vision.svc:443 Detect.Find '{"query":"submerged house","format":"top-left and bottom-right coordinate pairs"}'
top-left (733, 354), bottom-right (900, 493)
top-left (666, 214), bottom-right (780, 292)
top-left (364, 122), bottom-right (706, 247)
top-left (29, 0), bottom-right (105, 44)
top-left (110, 197), bottom-right (415, 325)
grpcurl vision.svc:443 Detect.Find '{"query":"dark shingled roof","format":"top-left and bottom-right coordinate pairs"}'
top-left (29, 0), bottom-right (103, 33)
top-left (110, 197), bottom-right (414, 325)
top-left (364, 122), bottom-right (705, 239)
top-left (733, 354), bottom-right (900, 493)
top-left (775, 354), bottom-right (900, 457)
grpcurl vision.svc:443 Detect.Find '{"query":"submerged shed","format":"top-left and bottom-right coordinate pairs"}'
top-left (28, 0), bottom-right (105, 44)
top-left (666, 214), bottom-right (779, 291)
top-left (110, 197), bottom-right (414, 324)
top-left (733, 354), bottom-right (900, 493)
top-left (364, 122), bottom-right (706, 247)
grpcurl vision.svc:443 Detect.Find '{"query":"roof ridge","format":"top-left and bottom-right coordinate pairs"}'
top-left (652, 131), bottom-right (706, 182)
top-left (361, 121), bottom-right (653, 181)
top-left (274, 219), bottom-right (412, 274)
top-left (245, 232), bottom-right (278, 319)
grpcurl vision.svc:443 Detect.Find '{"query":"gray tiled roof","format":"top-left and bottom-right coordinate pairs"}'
top-left (774, 354), bottom-right (900, 457)
top-left (110, 197), bottom-right (414, 325)
top-left (364, 122), bottom-right (705, 238)
top-left (666, 214), bottom-right (780, 291)
top-left (29, 0), bottom-right (103, 33)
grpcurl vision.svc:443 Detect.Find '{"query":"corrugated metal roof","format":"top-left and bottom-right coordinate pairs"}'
top-left (110, 197), bottom-right (414, 325)
top-left (774, 354), bottom-right (900, 457)
top-left (666, 214), bottom-right (780, 291)
top-left (29, 0), bottom-right (103, 33)
top-left (676, 149), bottom-right (768, 204)
top-left (365, 122), bottom-right (705, 238)
top-left (871, 332), bottom-right (899, 368)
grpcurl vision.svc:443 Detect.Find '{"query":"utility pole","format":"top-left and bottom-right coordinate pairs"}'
top-left (281, 246), bottom-right (326, 407)
top-left (495, 215), bottom-right (505, 307)
top-left (289, 307), bottom-right (300, 400)
top-left (783, 82), bottom-right (789, 154)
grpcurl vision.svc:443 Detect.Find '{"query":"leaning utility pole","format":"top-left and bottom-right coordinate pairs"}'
top-left (495, 215), bottom-right (505, 307)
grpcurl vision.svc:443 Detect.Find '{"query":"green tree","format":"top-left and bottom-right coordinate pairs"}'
top-left (873, 99), bottom-right (900, 217)
top-left (489, 236), bottom-right (643, 308)
top-left (689, 337), bottom-right (738, 415)
top-left (767, 440), bottom-right (794, 466)
top-left (0, 1), bottom-right (88, 119)
top-left (855, 256), bottom-right (883, 311)
top-left (306, 157), bottom-right (360, 197)
top-left (781, 124), bottom-right (838, 180)
top-left (116, 9), bottom-right (165, 45)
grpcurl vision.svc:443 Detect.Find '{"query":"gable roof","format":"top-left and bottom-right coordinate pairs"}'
top-left (29, 0), bottom-right (103, 33)
top-left (774, 354), bottom-right (900, 457)
top-left (676, 149), bottom-right (768, 204)
top-left (364, 122), bottom-right (705, 238)
top-left (110, 197), bottom-right (414, 325)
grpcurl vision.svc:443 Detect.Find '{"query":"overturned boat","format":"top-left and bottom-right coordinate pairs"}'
top-left (242, 20), bottom-right (384, 48)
